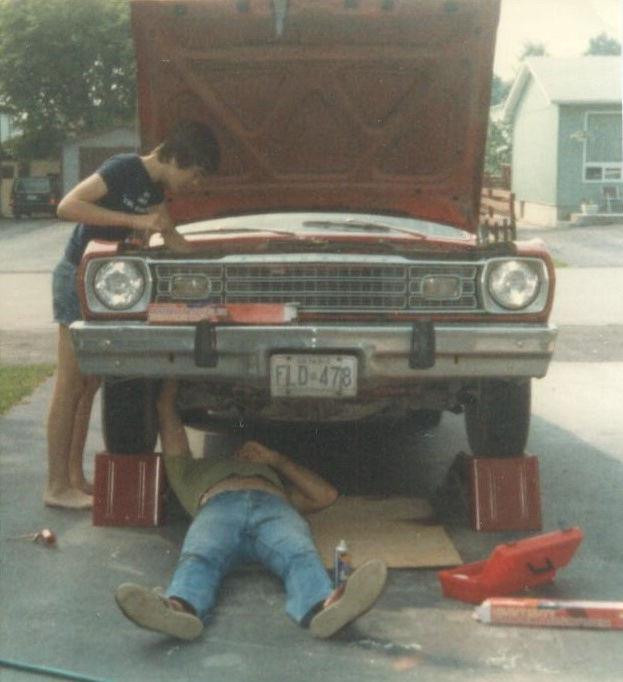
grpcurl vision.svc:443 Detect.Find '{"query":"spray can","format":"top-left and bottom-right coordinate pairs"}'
top-left (333, 539), bottom-right (353, 588)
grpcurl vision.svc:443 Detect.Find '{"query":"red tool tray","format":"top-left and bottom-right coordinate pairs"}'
top-left (438, 527), bottom-right (584, 604)
top-left (93, 452), bottom-right (167, 527)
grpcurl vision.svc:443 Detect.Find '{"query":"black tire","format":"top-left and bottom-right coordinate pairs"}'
top-left (101, 378), bottom-right (159, 454)
top-left (465, 380), bottom-right (531, 457)
top-left (410, 409), bottom-right (442, 431)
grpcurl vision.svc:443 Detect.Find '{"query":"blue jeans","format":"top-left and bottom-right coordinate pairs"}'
top-left (165, 490), bottom-right (333, 625)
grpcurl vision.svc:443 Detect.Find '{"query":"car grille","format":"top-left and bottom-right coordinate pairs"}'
top-left (153, 261), bottom-right (480, 312)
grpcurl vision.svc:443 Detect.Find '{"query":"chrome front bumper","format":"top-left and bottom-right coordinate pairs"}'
top-left (70, 321), bottom-right (558, 382)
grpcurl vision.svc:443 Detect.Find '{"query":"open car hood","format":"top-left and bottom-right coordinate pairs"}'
top-left (131, 0), bottom-right (500, 233)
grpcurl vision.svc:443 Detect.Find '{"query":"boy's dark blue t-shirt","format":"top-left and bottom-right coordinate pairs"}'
top-left (64, 154), bottom-right (165, 265)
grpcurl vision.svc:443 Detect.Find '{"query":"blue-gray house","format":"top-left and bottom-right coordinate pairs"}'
top-left (503, 56), bottom-right (622, 226)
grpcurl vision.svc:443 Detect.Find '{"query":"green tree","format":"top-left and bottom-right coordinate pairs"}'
top-left (0, 0), bottom-right (136, 159)
top-left (584, 32), bottom-right (621, 56)
top-left (518, 41), bottom-right (549, 60)
top-left (491, 74), bottom-right (511, 106)
top-left (485, 75), bottom-right (513, 180)
top-left (484, 116), bottom-right (511, 179)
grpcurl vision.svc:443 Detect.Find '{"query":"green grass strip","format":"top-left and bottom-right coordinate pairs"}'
top-left (0, 364), bottom-right (55, 415)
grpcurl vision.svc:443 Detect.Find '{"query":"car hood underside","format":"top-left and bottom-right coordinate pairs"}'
top-left (131, 0), bottom-right (500, 233)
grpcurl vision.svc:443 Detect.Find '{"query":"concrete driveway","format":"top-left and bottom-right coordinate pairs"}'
top-left (0, 218), bottom-right (70, 364)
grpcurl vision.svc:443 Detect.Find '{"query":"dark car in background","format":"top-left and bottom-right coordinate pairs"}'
top-left (10, 176), bottom-right (60, 218)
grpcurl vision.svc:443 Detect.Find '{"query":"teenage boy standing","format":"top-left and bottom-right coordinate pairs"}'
top-left (46, 121), bottom-right (219, 509)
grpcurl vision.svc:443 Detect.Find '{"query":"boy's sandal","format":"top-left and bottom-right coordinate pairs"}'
top-left (310, 559), bottom-right (387, 638)
top-left (115, 583), bottom-right (203, 640)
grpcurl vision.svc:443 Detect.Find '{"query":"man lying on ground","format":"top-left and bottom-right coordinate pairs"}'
top-left (114, 379), bottom-right (387, 640)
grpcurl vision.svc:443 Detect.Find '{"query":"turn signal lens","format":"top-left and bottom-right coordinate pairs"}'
top-left (171, 274), bottom-right (212, 299)
top-left (422, 275), bottom-right (461, 300)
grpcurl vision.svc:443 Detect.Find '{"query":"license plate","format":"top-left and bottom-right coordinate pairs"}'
top-left (27, 194), bottom-right (36, 200)
top-left (270, 354), bottom-right (357, 398)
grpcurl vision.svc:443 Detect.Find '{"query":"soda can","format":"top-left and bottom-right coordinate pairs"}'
top-left (334, 539), bottom-right (352, 588)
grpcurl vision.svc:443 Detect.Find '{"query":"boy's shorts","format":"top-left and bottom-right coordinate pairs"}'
top-left (52, 257), bottom-right (82, 325)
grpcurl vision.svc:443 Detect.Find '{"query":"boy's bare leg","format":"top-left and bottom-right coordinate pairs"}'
top-left (67, 374), bottom-right (100, 494)
top-left (45, 326), bottom-right (93, 509)
top-left (156, 380), bottom-right (191, 457)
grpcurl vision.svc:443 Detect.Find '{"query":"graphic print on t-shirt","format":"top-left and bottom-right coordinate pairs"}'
top-left (122, 189), bottom-right (157, 214)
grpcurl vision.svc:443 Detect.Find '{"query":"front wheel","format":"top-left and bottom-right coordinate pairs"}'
top-left (465, 380), bottom-right (531, 457)
top-left (101, 378), bottom-right (159, 454)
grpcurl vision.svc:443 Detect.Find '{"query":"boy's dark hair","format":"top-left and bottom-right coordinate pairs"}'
top-left (157, 120), bottom-right (220, 173)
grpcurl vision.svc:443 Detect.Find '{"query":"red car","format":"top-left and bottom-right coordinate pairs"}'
top-left (71, 0), bottom-right (556, 457)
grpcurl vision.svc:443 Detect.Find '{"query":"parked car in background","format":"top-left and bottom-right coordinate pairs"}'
top-left (70, 0), bottom-right (557, 459)
top-left (10, 176), bottom-right (60, 218)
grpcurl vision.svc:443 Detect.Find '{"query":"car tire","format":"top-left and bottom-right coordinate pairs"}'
top-left (410, 409), bottom-right (442, 431)
top-left (101, 378), bottom-right (159, 454)
top-left (465, 380), bottom-right (530, 457)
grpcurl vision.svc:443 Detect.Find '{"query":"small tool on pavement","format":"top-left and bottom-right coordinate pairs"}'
top-left (8, 528), bottom-right (57, 547)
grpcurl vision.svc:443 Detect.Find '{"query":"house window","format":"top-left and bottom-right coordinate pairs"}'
top-left (583, 112), bottom-right (623, 182)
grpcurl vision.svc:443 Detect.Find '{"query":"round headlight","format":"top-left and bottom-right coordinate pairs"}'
top-left (93, 261), bottom-right (146, 310)
top-left (487, 260), bottom-right (540, 310)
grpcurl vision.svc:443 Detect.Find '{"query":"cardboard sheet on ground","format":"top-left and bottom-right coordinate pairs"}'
top-left (309, 496), bottom-right (462, 569)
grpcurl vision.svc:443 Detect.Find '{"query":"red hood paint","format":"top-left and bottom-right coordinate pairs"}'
top-left (131, 0), bottom-right (500, 233)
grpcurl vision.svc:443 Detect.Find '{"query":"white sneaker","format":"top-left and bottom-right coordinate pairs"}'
top-left (310, 559), bottom-right (387, 638)
top-left (115, 583), bottom-right (203, 640)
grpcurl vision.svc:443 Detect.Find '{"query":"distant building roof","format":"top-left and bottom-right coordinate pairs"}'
top-left (503, 56), bottom-right (622, 121)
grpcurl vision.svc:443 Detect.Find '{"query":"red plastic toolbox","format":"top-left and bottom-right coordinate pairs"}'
top-left (93, 453), bottom-right (167, 527)
top-left (469, 455), bottom-right (542, 532)
top-left (438, 527), bottom-right (584, 604)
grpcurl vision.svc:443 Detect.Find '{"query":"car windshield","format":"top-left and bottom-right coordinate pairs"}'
top-left (180, 212), bottom-right (470, 239)
top-left (16, 178), bottom-right (50, 192)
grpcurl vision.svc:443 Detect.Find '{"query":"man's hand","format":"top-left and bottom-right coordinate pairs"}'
top-left (236, 440), bottom-right (337, 513)
top-left (163, 228), bottom-right (195, 254)
top-left (132, 204), bottom-right (175, 233)
top-left (235, 441), bottom-right (281, 467)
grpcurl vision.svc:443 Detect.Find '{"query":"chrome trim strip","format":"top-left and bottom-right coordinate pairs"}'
top-left (70, 321), bottom-right (557, 380)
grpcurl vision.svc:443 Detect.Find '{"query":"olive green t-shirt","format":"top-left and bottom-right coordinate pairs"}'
top-left (163, 455), bottom-right (284, 517)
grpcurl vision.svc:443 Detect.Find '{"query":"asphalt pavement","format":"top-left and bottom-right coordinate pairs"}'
top-left (1, 218), bottom-right (623, 681)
